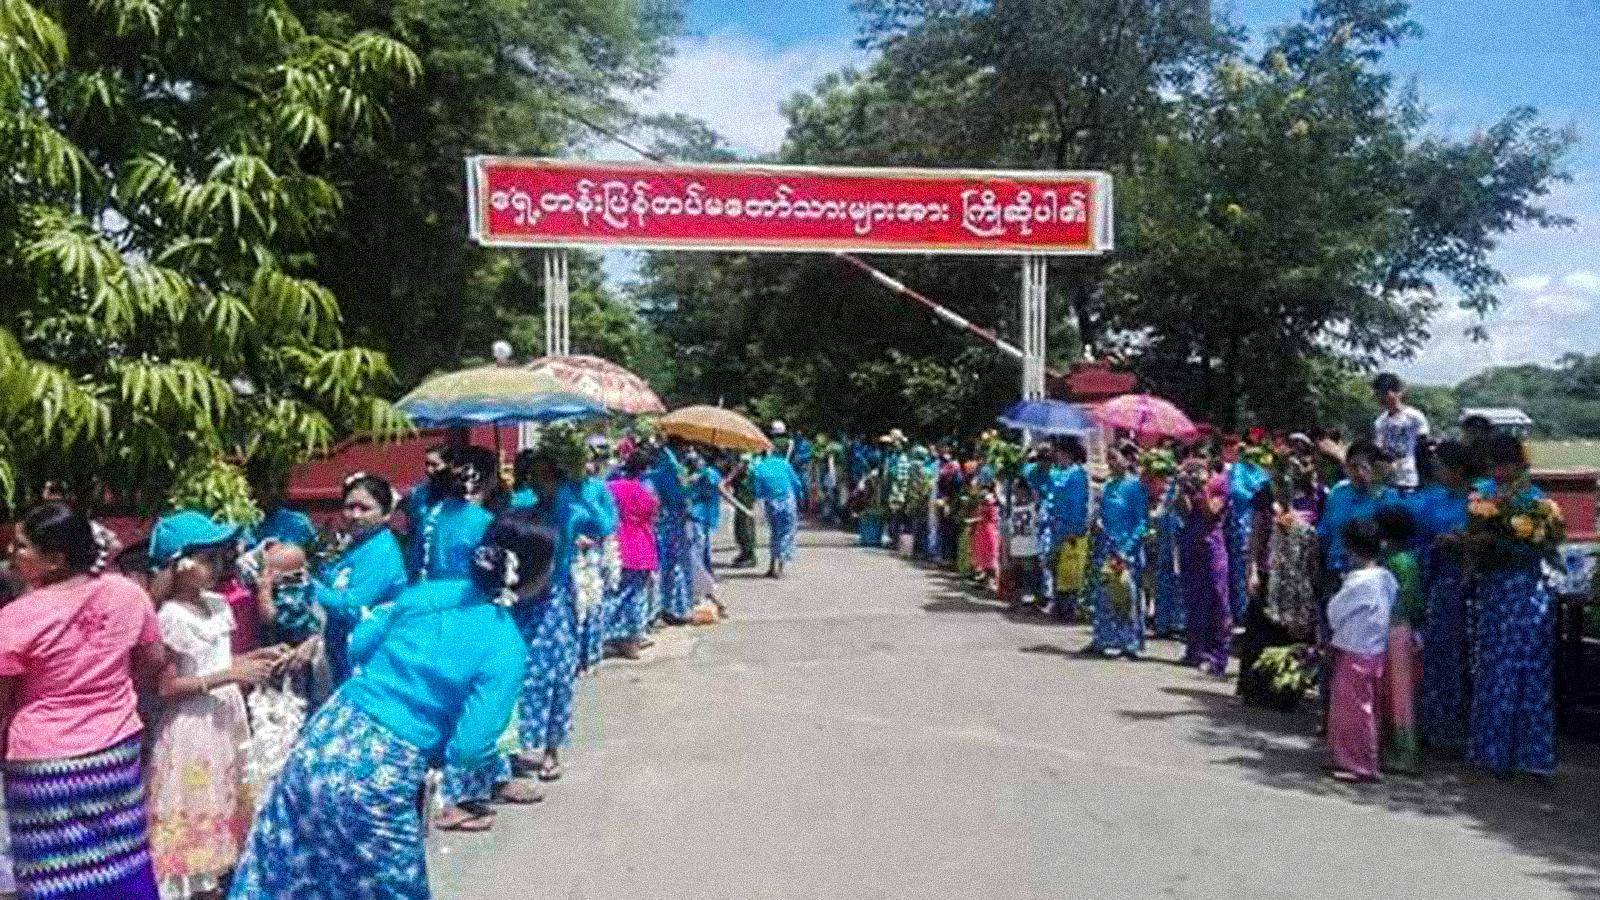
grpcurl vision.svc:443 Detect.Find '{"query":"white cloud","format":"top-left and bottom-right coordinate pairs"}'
top-left (1530, 292), bottom-right (1594, 317)
top-left (1566, 270), bottom-right (1600, 293)
top-left (1511, 274), bottom-right (1552, 292)
top-left (636, 30), bottom-right (865, 156)
top-left (1396, 288), bottom-right (1600, 384)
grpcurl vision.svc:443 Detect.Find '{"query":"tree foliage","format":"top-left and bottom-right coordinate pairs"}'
top-left (1105, 2), bottom-right (1575, 427)
top-left (287, 0), bottom-right (681, 385)
top-left (640, 0), bottom-right (1573, 436)
top-left (0, 0), bottom-right (418, 510)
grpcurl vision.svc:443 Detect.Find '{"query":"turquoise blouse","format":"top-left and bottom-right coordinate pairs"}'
top-left (689, 467), bottom-right (723, 528)
top-left (314, 526), bottom-right (409, 681)
top-left (411, 497), bottom-right (493, 581)
top-left (751, 455), bottom-right (802, 501)
top-left (1317, 480), bottom-right (1401, 573)
top-left (1045, 465), bottom-right (1089, 536)
top-left (1099, 475), bottom-right (1150, 556)
top-left (580, 476), bottom-right (620, 538)
top-left (341, 579), bottom-right (527, 767)
top-left (1405, 484), bottom-right (1471, 546)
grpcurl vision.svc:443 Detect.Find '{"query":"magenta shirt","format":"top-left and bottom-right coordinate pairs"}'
top-left (219, 576), bottom-right (262, 656)
top-left (608, 478), bottom-right (660, 571)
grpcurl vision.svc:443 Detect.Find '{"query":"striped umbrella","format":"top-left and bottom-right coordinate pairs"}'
top-left (526, 354), bottom-right (666, 415)
top-left (396, 364), bottom-right (605, 426)
top-left (658, 405), bottom-right (772, 453)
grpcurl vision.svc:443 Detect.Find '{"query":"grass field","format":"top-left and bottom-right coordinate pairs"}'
top-left (1530, 440), bottom-right (1600, 472)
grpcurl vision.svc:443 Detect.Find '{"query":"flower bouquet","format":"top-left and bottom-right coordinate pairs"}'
top-left (1465, 481), bottom-right (1567, 570)
top-left (1138, 448), bottom-right (1177, 477)
top-left (1102, 556), bottom-right (1135, 619)
top-left (1241, 443), bottom-right (1276, 470)
top-left (1249, 643), bottom-right (1320, 712)
top-left (979, 430), bottom-right (1025, 480)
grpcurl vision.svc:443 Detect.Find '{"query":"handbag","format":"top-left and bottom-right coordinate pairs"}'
top-left (1054, 535), bottom-right (1089, 595)
top-left (243, 670), bottom-right (309, 799)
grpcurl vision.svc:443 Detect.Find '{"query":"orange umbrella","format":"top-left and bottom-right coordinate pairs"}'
top-left (658, 405), bottom-right (772, 453)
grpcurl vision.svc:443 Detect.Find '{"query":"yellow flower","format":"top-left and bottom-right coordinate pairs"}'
top-left (1540, 498), bottom-right (1565, 523)
top-left (1469, 498), bottom-right (1500, 519)
top-left (1531, 525), bottom-right (1547, 545)
top-left (1510, 515), bottom-right (1535, 540)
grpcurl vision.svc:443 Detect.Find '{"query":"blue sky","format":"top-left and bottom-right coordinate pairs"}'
top-left (628, 0), bottom-right (1600, 384)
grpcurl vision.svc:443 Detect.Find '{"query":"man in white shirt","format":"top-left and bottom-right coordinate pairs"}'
top-left (1372, 372), bottom-right (1429, 492)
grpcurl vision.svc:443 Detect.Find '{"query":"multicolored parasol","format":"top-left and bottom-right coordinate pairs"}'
top-left (526, 354), bottom-right (666, 416)
top-left (396, 364), bottom-right (605, 426)
top-left (657, 405), bottom-right (773, 453)
top-left (1092, 393), bottom-right (1198, 440)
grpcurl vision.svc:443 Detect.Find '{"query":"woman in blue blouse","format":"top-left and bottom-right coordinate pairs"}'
top-left (1086, 444), bottom-right (1150, 658)
top-left (1406, 441), bottom-right (1474, 752)
top-left (1467, 435), bottom-right (1557, 778)
top-left (650, 440), bottom-right (693, 623)
top-left (408, 445), bottom-right (494, 581)
top-left (510, 438), bottom-right (601, 785)
top-left (230, 510), bottom-right (553, 899)
top-left (313, 473), bottom-right (410, 685)
top-left (576, 458), bottom-right (621, 672)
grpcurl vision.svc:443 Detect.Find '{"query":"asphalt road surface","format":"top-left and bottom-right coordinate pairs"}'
top-left (430, 526), bottom-right (1600, 899)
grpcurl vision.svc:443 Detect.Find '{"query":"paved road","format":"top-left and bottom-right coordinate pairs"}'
top-left (430, 527), bottom-right (1600, 899)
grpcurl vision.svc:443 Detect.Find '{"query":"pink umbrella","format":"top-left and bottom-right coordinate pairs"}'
top-left (525, 354), bottom-right (666, 415)
top-left (1093, 393), bottom-right (1199, 440)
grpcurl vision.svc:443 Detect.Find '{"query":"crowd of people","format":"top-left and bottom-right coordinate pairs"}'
top-left (0, 372), bottom-right (1577, 899)
top-left (812, 374), bottom-right (1565, 785)
top-left (0, 421), bottom-right (804, 899)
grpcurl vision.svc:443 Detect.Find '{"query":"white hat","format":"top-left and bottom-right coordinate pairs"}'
top-left (770, 420), bottom-right (787, 436)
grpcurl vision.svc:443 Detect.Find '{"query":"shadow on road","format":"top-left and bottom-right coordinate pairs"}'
top-left (1118, 685), bottom-right (1600, 897)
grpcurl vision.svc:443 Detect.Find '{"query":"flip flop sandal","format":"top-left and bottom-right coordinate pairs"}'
top-left (537, 762), bottom-right (564, 782)
top-left (492, 781), bottom-right (545, 804)
top-left (434, 811), bottom-right (494, 832)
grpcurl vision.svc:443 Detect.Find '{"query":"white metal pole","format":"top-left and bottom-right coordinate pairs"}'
top-left (542, 251), bottom-right (555, 357)
top-left (1020, 255), bottom-right (1047, 401)
top-left (556, 250), bottom-right (570, 356)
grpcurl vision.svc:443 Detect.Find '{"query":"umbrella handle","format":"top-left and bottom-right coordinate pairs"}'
top-left (718, 483), bottom-right (757, 519)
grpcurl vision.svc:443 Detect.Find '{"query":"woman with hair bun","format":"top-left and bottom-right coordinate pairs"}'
top-left (1467, 434), bottom-right (1557, 778)
top-left (230, 509), bottom-right (554, 899)
top-left (0, 501), bottom-right (166, 900)
top-left (312, 473), bottom-right (411, 685)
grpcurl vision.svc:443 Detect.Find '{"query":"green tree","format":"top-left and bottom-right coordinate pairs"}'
top-left (642, 0), bottom-right (1231, 435)
top-left (287, 0), bottom-right (680, 385)
top-left (1102, 0), bottom-right (1573, 427)
top-left (0, 0), bottom-right (419, 510)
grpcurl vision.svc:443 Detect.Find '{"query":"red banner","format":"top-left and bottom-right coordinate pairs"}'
top-left (468, 157), bottom-right (1112, 255)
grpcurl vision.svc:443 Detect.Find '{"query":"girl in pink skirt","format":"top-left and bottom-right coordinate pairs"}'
top-left (1326, 519), bottom-right (1396, 783)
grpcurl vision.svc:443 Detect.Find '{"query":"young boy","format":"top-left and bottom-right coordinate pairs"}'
top-left (1326, 519), bottom-right (1397, 783)
top-left (1007, 479), bottom-right (1045, 608)
top-left (1372, 372), bottom-right (1430, 493)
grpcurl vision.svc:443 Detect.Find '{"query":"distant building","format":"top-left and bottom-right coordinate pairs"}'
top-left (1460, 407), bottom-right (1533, 439)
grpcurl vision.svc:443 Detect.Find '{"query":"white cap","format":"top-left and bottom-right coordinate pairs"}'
top-left (770, 420), bottom-right (787, 436)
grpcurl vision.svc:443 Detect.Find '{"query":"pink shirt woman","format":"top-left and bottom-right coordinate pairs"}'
top-left (0, 502), bottom-right (166, 900)
top-left (608, 476), bottom-right (660, 572)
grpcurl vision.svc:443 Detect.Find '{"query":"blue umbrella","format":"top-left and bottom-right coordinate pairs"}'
top-left (998, 398), bottom-right (1097, 435)
top-left (396, 365), bottom-right (607, 426)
